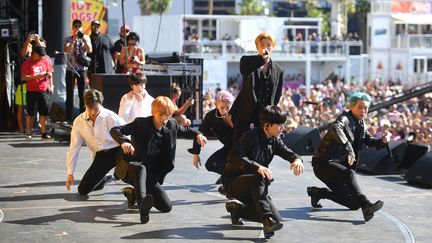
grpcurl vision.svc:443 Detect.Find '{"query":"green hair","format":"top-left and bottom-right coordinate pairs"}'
top-left (349, 92), bottom-right (372, 107)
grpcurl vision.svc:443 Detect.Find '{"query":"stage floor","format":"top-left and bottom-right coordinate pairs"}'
top-left (0, 132), bottom-right (430, 242)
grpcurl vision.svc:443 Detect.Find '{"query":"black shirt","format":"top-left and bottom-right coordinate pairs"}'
top-left (145, 129), bottom-right (165, 169)
top-left (89, 32), bottom-right (114, 74)
top-left (224, 128), bottom-right (301, 177)
top-left (188, 108), bottom-right (234, 154)
top-left (113, 38), bottom-right (125, 73)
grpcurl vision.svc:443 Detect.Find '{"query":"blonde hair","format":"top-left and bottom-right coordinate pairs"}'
top-left (151, 96), bottom-right (176, 116)
top-left (255, 32), bottom-right (276, 47)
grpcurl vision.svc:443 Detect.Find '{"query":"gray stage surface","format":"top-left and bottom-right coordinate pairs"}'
top-left (0, 132), bottom-right (430, 243)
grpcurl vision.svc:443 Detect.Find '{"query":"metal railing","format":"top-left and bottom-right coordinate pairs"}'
top-left (392, 35), bottom-right (432, 49)
top-left (183, 40), bottom-right (363, 57)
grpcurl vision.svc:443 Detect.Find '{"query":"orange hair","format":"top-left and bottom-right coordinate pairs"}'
top-left (151, 96), bottom-right (176, 116)
top-left (255, 32), bottom-right (276, 47)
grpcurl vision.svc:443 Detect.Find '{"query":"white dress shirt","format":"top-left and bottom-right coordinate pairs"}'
top-left (118, 90), bottom-right (154, 123)
top-left (65, 107), bottom-right (125, 175)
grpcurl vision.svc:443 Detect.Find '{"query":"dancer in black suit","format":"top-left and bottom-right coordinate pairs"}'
top-left (188, 90), bottom-right (235, 194)
top-left (110, 96), bottom-right (207, 224)
top-left (230, 32), bottom-right (284, 142)
top-left (223, 106), bottom-right (304, 239)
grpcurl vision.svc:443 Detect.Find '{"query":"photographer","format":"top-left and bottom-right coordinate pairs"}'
top-left (118, 32), bottom-right (145, 73)
top-left (63, 19), bottom-right (92, 123)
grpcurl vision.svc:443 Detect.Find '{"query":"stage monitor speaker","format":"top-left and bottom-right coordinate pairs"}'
top-left (399, 143), bottom-right (430, 170)
top-left (405, 151), bottom-right (432, 186)
top-left (90, 74), bottom-right (171, 113)
top-left (357, 140), bottom-right (407, 175)
top-left (282, 126), bottom-right (321, 155)
top-left (49, 102), bottom-right (66, 122)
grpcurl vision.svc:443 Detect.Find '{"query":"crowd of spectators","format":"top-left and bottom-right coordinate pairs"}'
top-left (204, 77), bottom-right (432, 144)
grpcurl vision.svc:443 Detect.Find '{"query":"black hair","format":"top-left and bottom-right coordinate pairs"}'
top-left (259, 105), bottom-right (287, 127)
top-left (84, 89), bottom-right (104, 107)
top-left (126, 32), bottom-right (140, 42)
top-left (128, 72), bottom-right (147, 86)
top-left (72, 19), bottom-right (82, 27)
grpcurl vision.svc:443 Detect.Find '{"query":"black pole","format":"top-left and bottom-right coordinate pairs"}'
top-left (122, 0), bottom-right (128, 72)
top-left (42, 0), bottom-right (69, 63)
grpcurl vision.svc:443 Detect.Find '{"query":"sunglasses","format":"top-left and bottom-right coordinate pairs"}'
top-left (73, 24), bottom-right (81, 28)
top-left (127, 42), bottom-right (136, 46)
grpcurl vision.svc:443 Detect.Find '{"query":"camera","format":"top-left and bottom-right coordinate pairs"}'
top-left (129, 56), bottom-right (137, 62)
top-left (76, 31), bottom-right (84, 39)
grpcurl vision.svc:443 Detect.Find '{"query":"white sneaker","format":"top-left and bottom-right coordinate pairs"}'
top-left (25, 134), bottom-right (32, 142)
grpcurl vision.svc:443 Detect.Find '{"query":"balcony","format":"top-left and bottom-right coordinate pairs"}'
top-left (392, 35), bottom-right (432, 49)
top-left (183, 40), bottom-right (363, 59)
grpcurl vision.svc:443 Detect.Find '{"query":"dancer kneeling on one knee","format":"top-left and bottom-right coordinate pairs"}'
top-left (222, 105), bottom-right (304, 239)
top-left (110, 96), bottom-right (207, 224)
top-left (307, 92), bottom-right (391, 222)
top-left (188, 90), bottom-right (235, 195)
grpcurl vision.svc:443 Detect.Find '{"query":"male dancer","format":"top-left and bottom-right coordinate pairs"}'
top-left (110, 96), bottom-right (207, 224)
top-left (230, 32), bottom-right (284, 141)
top-left (65, 89), bottom-right (124, 195)
top-left (188, 90), bottom-right (235, 194)
top-left (307, 92), bottom-right (391, 222)
top-left (223, 106), bottom-right (304, 239)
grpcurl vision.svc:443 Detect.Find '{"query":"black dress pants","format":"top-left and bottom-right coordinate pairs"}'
top-left (313, 160), bottom-right (369, 210)
top-left (78, 147), bottom-right (120, 195)
top-left (65, 69), bottom-right (86, 122)
top-left (122, 163), bottom-right (172, 213)
top-left (205, 146), bottom-right (229, 175)
top-left (223, 174), bottom-right (281, 222)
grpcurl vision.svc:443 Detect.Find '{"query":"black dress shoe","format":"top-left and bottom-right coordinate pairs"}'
top-left (307, 187), bottom-right (323, 208)
top-left (362, 200), bottom-right (384, 222)
top-left (218, 185), bottom-right (226, 195)
top-left (93, 174), bottom-right (114, 191)
top-left (262, 216), bottom-right (283, 235)
top-left (264, 231), bottom-right (275, 239)
top-left (139, 195), bottom-right (153, 224)
top-left (122, 187), bottom-right (137, 209)
top-left (225, 202), bottom-right (244, 225)
top-left (215, 175), bottom-right (223, 184)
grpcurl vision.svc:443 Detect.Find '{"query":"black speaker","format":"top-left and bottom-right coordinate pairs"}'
top-left (282, 126), bottom-right (321, 155)
top-left (399, 143), bottom-right (430, 170)
top-left (90, 74), bottom-right (171, 113)
top-left (357, 140), bottom-right (407, 174)
top-left (405, 151), bottom-right (432, 186)
top-left (49, 102), bottom-right (66, 122)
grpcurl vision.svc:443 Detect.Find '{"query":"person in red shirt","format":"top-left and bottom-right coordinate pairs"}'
top-left (21, 45), bottom-right (54, 142)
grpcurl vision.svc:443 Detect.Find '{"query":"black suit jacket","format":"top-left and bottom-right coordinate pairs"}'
top-left (230, 55), bottom-right (284, 129)
top-left (110, 116), bottom-right (201, 184)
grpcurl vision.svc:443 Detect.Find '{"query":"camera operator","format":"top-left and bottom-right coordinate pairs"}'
top-left (63, 19), bottom-right (92, 123)
top-left (119, 32), bottom-right (145, 73)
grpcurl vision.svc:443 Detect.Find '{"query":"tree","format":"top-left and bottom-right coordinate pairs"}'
top-left (306, 2), bottom-right (331, 35)
top-left (352, 0), bottom-right (370, 52)
top-left (138, 0), bottom-right (171, 15)
top-left (239, 0), bottom-right (264, 15)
